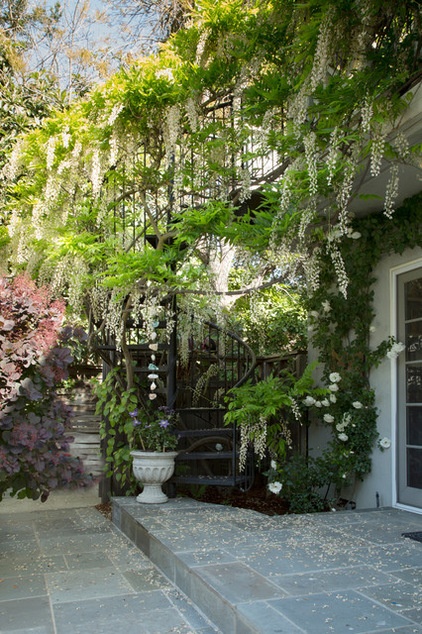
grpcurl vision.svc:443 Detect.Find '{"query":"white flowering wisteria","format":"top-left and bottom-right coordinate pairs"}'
top-left (0, 0), bottom-right (419, 354)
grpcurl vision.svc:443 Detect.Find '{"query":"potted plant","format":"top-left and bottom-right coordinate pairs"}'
top-left (96, 367), bottom-right (179, 502)
top-left (129, 405), bottom-right (179, 504)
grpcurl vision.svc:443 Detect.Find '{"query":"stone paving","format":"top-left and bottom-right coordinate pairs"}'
top-left (1, 495), bottom-right (422, 633)
top-left (0, 504), bottom-right (220, 633)
top-left (113, 497), bottom-right (422, 634)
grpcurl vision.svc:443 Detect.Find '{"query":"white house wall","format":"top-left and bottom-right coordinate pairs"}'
top-left (308, 245), bottom-right (422, 511)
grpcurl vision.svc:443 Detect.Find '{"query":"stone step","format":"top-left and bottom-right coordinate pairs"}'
top-left (112, 497), bottom-right (271, 634)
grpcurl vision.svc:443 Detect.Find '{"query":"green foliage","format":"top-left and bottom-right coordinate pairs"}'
top-left (224, 363), bottom-right (328, 461)
top-left (229, 284), bottom-right (307, 355)
top-left (265, 453), bottom-right (336, 514)
top-left (96, 368), bottom-right (139, 494)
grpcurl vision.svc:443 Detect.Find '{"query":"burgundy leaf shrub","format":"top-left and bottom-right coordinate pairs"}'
top-left (0, 274), bottom-right (92, 501)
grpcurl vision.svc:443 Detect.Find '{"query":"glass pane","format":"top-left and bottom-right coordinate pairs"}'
top-left (406, 320), bottom-right (422, 362)
top-left (407, 448), bottom-right (422, 489)
top-left (407, 407), bottom-right (422, 446)
top-left (406, 365), bottom-right (422, 403)
top-left (405, 278), bottom-right (422, 320)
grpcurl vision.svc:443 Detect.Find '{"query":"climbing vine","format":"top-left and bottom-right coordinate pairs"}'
top-left (265, 193), bottom-right (422, 511)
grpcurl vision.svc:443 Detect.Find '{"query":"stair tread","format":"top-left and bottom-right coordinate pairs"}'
top-left (177, 428), bottom-right (234, 438)
top-left (176, 451), bottom-right (234, 460)
top-left (171, 474), bottom-right (250, 484)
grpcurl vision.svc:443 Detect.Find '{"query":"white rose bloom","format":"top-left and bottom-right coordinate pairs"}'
top-left (303, 396), bottom-right (316, 406)
top-left (329, 372), bottom-right (341, 383)
top-left (328, 383), bottom-right (339, 392)
top-left (329, 393), bottom-right (337, 403)
top-left (314, 400), bottom-right (322, 407)
top-left (268, 481), bottom-right (283, 495)
top-left (323, 414), bottom-right (334, 423)
top-left (387, 342), bottom-right (406, 359)
top-left (379, 437), bottom-right (391, 449)
top-left (321, 399), bottom-right (330, 407)
top-left (338, 433), bottom-right (348, 442)
top-left (352, 401), bottom-right (363, 409)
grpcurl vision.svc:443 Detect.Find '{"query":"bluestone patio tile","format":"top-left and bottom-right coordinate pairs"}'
top-left (267, 590), bottom-right (414, 633)
top-left (236, 600), bottom-right (304, 633)
top-left (0, 574), bottom-right (47, 602)
top-left (272, 565), bottom-right (399, 596)
top-left (0, 553), bottom-right (66, 577)
top-left (123, 567), bottom-right (173, 592)
top-left (45, 567), bottom-right (135, 603)
top-left (0, 596), bottom-right (54, 633)
top-left (63, 551), bottom-right (115, 570)
top-left (359, 580), bottom-right (422, 612)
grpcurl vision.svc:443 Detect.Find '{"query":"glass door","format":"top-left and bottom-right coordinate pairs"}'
top-left (397, 268), bottom-right (422, 508)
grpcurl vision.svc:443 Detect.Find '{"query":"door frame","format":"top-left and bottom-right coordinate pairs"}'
top-left (391, 257), bottom-right (422, 514)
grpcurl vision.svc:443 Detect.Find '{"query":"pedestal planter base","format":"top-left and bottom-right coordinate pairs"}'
top-left (131, 450), bottom-right (178, 504)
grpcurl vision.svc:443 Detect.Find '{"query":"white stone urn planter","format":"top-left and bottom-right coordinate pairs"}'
top-left (130, 450), bottom-right (178, 504)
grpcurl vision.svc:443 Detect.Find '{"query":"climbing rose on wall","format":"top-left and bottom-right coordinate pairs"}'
top-left (0, 274), bottom-right (92, 501)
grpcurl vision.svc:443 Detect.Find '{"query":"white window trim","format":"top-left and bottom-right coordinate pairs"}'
top-left (390, 257), bottom-right (422, 515)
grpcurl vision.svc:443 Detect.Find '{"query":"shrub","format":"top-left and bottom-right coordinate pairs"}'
top-left (0, 274), bottom-right (92, 501)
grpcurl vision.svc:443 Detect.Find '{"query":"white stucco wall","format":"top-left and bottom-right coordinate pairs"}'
top-left (308, 245), bottom-right (422, 511)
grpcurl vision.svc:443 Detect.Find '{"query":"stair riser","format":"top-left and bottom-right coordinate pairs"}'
top-left (113, 502), bottom-right (258, 634)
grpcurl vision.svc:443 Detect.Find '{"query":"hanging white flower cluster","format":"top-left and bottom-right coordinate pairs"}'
top-left (384, 163), bottom-right (399, 219)
top-left (61, 127), bottom-right (71, 148)
top-left (108, 132), bottom-right (119, 167)
top-left (361, 98), bottom-right (373, 134)
top-left (91, 147), bottom-right (102, 198)
top-left (238, 168), bottom-right (251, 203)
top-left (185, 97), bottom-right (198, 132)
top-left (66, 256), bottom-right (89, 314)
top-left (46, 137), bottom-right (56, 171)
top-left (393, 132), bottom-right (410, 160)
top-left (89, 285), bottom-right (110, 324)
top-left (104, 290), bottom-right (124, 350)
top-left (304, 131), bottom-right (318, 196)
top-left (2, 138), bottom-right (23, 181)
top-left (239, 416), bottom-right (267, 472)
top-left (107, 103), bottom-right (124, 127)
top-left (310, 11), bottom-right (333, 91)
top-left (326, 127), bottom-right (339, 186)
top-left (328, 242), bottom-right (349, 298)
top-left (164, 105), bottom-right (181, 158)
top-left (370, 134), bottom-right (385, 177)
top-left (304, 247), bottom-right (321, 295)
